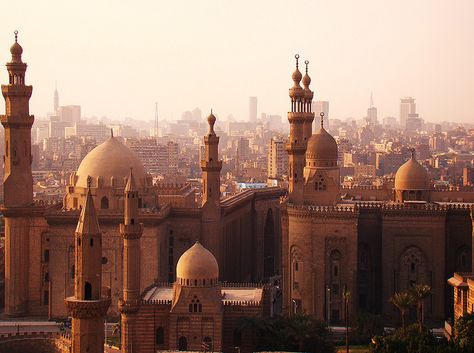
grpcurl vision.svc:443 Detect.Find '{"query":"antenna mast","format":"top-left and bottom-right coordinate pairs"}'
top-left (154, 102), bottom-right (159, 140)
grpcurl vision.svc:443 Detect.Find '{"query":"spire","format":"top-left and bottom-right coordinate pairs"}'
top-left (320, 112), bottom-right (325, 129)
top-left (302, 60), bottom-right (311, 88)
top-left (110, 128), bottom-right (114, 138)
top-left (370, 92), bottom-right (374, 107)
top-left (125, 168), bottom-right (137, 192)
top-left (291, 54), bottom-right (302, 86)
top-left (76, 176), bottom-right (100, 235)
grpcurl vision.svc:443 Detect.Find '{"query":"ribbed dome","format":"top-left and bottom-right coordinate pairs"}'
top-left (75, 136), bottom-right (147, 188)
top-left (306, 127), bottom-right (338, 162)
top-left (176, 242), bottom-right (219, 283)
top-left (394, 156), bottom-right (430, 190)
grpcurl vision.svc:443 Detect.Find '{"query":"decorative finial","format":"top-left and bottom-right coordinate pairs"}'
top-left (87, 175), bottom-right (92, 188)
top-left (110, 128), bottom-right (114, 138)
top-left (295, 54), bottom-right (300, 68)
top-left (410, 148), bottom-right (415, 159)
top-left (320, 112), bottom-right (325, 128)
top-left (304, 60), bottom-right (309, 74)
top-left (14, 30), bottom-right (18, 43)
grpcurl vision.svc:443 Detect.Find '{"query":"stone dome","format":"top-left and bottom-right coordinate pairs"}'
top-left (176, 242), bottom-right (219, 285)
top-left (75, 136), bottom-right (147, 189)
top-left (10, 41), bottom-right (23, 56)
top-left (306, 127), bottom-right (338, 162)
top-left (394, 156), bottom-right (430, 190)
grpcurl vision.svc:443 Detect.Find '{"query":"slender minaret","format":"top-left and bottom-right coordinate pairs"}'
top-left (53, 81), bottom-right (59, 114)
top-left (201, 111), bottom-right (222, 207)
top-left (65, 180), bottom-right (110, 353)
top-left (119, 169), bottom-right (144, 353)
top-left (302, 60), bottom-right (315, 142)
top-left (0, 31), bottom-right (35, 316)
top-left (286, 54), bottom-right (306, 204)
top-left (200, 111), bottom-right (222, 271)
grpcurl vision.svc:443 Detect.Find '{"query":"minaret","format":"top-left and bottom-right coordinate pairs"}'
top-left (65, 180), bottom-right (110, 353)
top-left (53, 81), bottom-right (59, 114)
top-left (286, 54), bottom-right (306, 204)
top-left (200, 111), bottom-right (222, 272)
top-left (302, 59), bottom-right (315, 142)
top-left (201, 111), bottom-right (222, 207)
top-left (0, 31), bottom-right (35, 316)
top-left (119, 169), bottom-right (144, 353)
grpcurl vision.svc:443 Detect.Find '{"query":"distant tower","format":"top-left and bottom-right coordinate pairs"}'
top-left (286, 54), bottom-right (311, 204)
top-left (154, 102), bottom-right (159, 139)
top-left (119, 169), bottom-right (144, 353)
top-left (302, 60), bottom-right (315, 141)
top-left (65, 183), bottom-right (111, 353)
top-left (249, 96), bottom-right (257, 122)
top-left (400, 97), bottom-right (416, 129)
top-left (53, 81), bottom-right (59, 114)
top-left (367, 93), bottom-right (378, 125)
top-left (201, 111), bottom-right (222, 207)
top-left (0, 31), bottom-right (35, 316)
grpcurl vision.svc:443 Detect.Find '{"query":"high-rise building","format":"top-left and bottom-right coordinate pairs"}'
top-left (58, 105), bottom-right (81, 123)
top-left (367, 93), bottom-right (378, 125)
top-left (400, 97), bottom-right (416, 129)
top-left (53, 83), bottom-right (58, 114)
top-left (267, 138), bottom-right (288, 180)
top-left (312, 101), bottom-right (329, 129)
top-left (249, 96), bottom-right (257, 122)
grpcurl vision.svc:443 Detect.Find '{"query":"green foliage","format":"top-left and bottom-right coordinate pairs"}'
top-left (239, 314), bottom-right (335, 353)
top-left (351, 312), bottom-right (384, 344)
top-left (369, 324), bottom-right (452, 353)
top-left (453, 313), bottom-right (474, 352)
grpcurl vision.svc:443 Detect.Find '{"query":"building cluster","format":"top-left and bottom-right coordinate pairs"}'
top-left (0, 35), bottom-right (473, 353)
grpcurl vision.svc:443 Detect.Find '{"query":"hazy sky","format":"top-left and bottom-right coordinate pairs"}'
top-left (1, 0), bottom-right (473, 123)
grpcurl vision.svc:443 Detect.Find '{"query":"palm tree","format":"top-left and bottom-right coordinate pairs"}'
top-left (410, 284), bottom-right (431, 331)
top-left (389, 291), bottom-right (413, 330)
top-left (343, 288), bottom-right (351, 353)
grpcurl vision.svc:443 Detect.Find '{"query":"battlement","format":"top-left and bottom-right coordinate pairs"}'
top-left (223, 300), bottom-right (261, 306)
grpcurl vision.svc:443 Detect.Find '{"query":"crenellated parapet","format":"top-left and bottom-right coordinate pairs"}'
top-left (287, 203), bottom-right (359, 219)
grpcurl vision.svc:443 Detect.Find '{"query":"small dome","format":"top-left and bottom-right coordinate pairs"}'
top-left (207, 112), bottom-right (216, 128)
top-left (306, 127), bottom-right (338, 162)
top-left (176, 242), bottom-right (219, 284)
top-left (292, 68), bottom-right (302, 84)
top-left (302, 73), bottom-right (311, 87)
top-left (394, 156), bottom-right (430, 190)
top-left (75, 136), bottom-right (147, 189)
top-left (10, 42), bottom-right (23, 56)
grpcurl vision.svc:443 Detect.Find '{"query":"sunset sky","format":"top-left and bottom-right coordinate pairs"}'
top-left (1, 0), bottom-right (473, 123)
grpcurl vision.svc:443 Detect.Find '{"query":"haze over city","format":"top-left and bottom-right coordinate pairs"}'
top-left (1, 0), bottom-right (473, 123)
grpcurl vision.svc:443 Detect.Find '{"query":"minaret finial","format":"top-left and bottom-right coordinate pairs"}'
top-left (320, 112), bottom-right (325, 128)
top-left (410, 148), bottom-right (415, 159)
top-left (14, 30), bottom-right (18, 43)
top-left (110, 128), bottom-right (113, 138)
top-left (295, 54), bottom-right (300, 68)
top-left (304, 60), bottom-right (309, 74)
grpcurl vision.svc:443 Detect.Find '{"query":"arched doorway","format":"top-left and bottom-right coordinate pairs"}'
top-left (178, 336), bottom-right (187, 351)
top-left (101, 196), bottom-right (109, 209)
top-left (263, 208), bottom-right (275, 278)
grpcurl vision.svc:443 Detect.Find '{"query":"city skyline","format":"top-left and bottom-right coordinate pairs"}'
top-left (1, 0), bottom-right (473, 124)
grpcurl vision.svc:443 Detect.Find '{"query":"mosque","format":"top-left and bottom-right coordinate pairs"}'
top-left (1, 34), bottom-right (473, 353)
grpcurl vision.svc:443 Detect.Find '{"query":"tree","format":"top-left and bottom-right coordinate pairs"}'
top-left (389, 292), bottom-right (413, 330)
top-left (410, 284), bottom-right (431, 332)
top-left (454, 313), bottom-right (474, 352)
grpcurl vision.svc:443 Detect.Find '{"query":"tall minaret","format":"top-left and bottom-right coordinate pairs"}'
top-left (65, 181), bottom-right (110, 353)
top-left (286, 54), bottom-right (306, 204)
top-left (200, 111), bottom-right (222, 271)
top-left (201, 111), bottom-right (222, 207)
top-left (0, 31), bottom-right (35, 316)
top-left (119, 169), bottom-right (144, 353)
top-left (53, 81), bottom-right (59, 114)
top-left (302, 60), bottom-right (315, 142)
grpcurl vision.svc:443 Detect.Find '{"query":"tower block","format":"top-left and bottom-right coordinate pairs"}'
top-left (118, 170), bottom-right (144, 353)
top-left (286, 54), bottom-right (307, 205)
top-left (65, 183), bottom-right (110, 353)
top-left (0, 32), bottom-right (35, 316)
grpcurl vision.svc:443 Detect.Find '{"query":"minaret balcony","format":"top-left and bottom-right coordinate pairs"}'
top-left (65, 297), bottom-right (111, 319)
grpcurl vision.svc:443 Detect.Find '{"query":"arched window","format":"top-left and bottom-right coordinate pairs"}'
top-left (155, 327), bottom-right (164, 345)
top-left (315, 174), bottom-right (326, 191)
top-left (178, 336), bottom-right (187, 351)
top-left (400, 246), bottom-right (427, 290)
top-left (101, 196), bottom-right (109, 209)
top-left (84, 282), bottom-right (92, 300)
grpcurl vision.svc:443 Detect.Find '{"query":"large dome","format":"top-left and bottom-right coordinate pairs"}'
top-left (176, 242), bottom-right (219, 284)
top-left (75, 136), bottom-right (147, 188)
top-left (306, 127), bottom-right (338, 162)
top-left (394, 156), bottom-right (430, 190)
